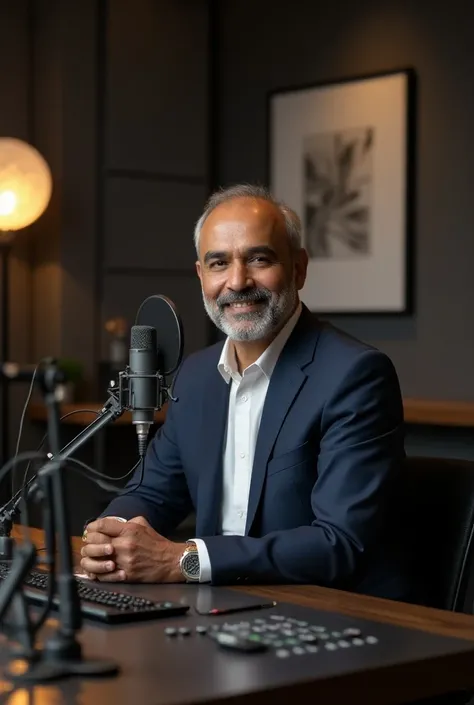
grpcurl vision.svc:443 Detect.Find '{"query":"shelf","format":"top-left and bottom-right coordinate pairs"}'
top-left (403, 398), bottom-right (474, 428)
top-left (28, 402), bottom-right (167, 426)
top-left (28, 399), bottom-right (474, 429)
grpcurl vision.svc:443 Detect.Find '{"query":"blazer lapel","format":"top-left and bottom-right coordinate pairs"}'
top-left (245, 308), bottom-right (320, 534)
top-left (196, 366), bottom-right (230, 536)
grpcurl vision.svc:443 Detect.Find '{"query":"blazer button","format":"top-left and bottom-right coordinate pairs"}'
top-left (236, 577), bottom-right (241, 582)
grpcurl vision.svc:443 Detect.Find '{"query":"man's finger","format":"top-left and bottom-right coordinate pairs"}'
top-left (80, 557), bottom-right (116, 575)
top-left (81, 543), bottom-right (114, 559)
top-left (74, 570), bottom-right (96, 581)
top-left (83, 531), bottom-right (110, 545)
top-left (128, 516), bottom-right (150, 528)
top-left (86, 518), bottom-right (127, 537)
top-left (97, 570), bottom-right (126, 583)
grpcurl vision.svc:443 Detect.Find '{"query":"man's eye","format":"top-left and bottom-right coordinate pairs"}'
top-left (250, 256), bottom-right (270, 265)
top-left (209, 260), bottom-right (226, 269)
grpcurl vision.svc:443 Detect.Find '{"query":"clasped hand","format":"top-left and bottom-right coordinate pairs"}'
top-left (79, 516), bottom-right (185, 583)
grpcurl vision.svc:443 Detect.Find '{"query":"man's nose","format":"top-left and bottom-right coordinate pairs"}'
top-left (227, 261), bottom-right (253, 290)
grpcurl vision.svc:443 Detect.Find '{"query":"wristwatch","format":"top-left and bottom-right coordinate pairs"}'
top-left (179, 541), bottom-right (200, 582)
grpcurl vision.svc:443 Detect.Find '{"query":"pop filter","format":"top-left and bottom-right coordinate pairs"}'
top-left (135, 295), bottom-right (184, 376)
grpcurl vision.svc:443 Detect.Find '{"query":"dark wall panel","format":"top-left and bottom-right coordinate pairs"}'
top-left (101, 0), bottom-right (211, 374)
top-left (104, 178), bottom-right (205, 270)
top-left (30, 0), bottom-right (99, 395)
top-left (0, 0), bottom-right (32, 364)
top-left (0, 1), bottom-right (30, 138)
top-left (0, 0), bottom-right (36, 466)
top-left (106, 0), bottom-right (209, 177)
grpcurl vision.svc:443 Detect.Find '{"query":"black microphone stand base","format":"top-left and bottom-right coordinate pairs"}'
top-left (5, 659), bottom-right (120, 683)
top-left (0, 536), bottom-right (14, 561)
top-left (5, 642), bottom-right (120, 683)
top-left (44, 632), bottom-right (120, 677)
top-left (5, 655), bottom-right (69, 684)
top-left (0, 515), bottom-right (15, 561)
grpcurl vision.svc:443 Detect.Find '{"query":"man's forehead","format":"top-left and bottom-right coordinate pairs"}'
top-left (200, 199), bottom-right (286, 245)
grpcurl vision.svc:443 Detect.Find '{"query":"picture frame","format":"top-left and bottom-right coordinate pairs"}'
top-left (268, 68), bottom-right (416, 315)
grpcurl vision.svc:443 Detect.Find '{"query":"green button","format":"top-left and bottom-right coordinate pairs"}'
top-left (249, 634), bottom-right (262, 642)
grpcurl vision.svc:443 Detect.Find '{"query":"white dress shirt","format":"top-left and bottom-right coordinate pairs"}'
top-left (192, 302), bottom-right (302, 582)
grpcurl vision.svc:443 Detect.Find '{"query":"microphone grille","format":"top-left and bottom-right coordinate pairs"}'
top-left (131, 325), bottom-right (157, 350)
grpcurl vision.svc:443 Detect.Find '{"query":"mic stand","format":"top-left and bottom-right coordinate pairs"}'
top-left (0, 391), bottom-right (125, 561)
top-left (0, 541), bottom-right (38, 659)
top-left (0, 358), bottom-right (172, 554)
top-left (3, 361), bottom-right (119, 683)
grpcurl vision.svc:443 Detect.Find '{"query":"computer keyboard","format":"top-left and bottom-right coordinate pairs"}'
top-left (0, 562), bottom-right (190, 624)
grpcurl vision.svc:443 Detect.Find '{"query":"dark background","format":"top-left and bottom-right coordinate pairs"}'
top-left (1, 0), bottom-right (474, 530)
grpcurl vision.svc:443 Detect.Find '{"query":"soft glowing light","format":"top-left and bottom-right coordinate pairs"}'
top-left (0, 190), bottom-right (17, 216)
top-left (0, 137), bottom-right (52, 231)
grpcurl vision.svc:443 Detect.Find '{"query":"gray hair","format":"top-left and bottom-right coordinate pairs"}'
top-left (193, 184), bottom-right (302, 255)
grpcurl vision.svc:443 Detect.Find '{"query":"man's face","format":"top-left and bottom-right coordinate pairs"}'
top-left (196, 197), bottom-right (307, 341)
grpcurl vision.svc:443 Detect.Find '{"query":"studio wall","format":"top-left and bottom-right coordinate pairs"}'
top-left (214, 0), bottom-right (474, 403)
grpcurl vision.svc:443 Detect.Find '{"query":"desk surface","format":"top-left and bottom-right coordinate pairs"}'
top-left (3, 526), bottom-right (474, 704)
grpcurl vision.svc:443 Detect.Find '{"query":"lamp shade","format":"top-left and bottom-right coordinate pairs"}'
top-left (0, 137), bottom-right (52, 231)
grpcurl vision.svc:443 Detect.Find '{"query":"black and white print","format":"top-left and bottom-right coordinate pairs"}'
top-left (303, 126), bottom-right (374, 259)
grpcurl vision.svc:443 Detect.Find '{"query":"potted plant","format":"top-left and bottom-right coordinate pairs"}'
top-left (57, 358), bottom-right (84, 403)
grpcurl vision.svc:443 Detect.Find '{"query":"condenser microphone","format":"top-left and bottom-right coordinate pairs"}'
top-left (135, 294), bottom-right (184, 376)
top-left (127, 325), bottom-right (159, 456)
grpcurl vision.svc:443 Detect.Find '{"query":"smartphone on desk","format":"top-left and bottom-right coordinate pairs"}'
top-left (194, 585), bottom-right (276, 616)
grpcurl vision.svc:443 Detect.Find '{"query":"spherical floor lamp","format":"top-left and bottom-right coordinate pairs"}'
top-left (0, 137), bottom-right (52, 467)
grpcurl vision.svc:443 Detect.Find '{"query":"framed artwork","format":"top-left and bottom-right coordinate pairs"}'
top-left (268, 68), bottom-right (416, 314)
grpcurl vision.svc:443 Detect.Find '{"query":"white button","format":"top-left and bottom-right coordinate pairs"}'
top-left (240, 452), bottom-right (245, 458)
top-left (238, 511), bottom-right (245, 518)
top-left (241, 395), bottom-right (247, 402)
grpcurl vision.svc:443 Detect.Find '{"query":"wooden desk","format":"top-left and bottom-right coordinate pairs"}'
top-left (4, 526), bottom-right (474, 704)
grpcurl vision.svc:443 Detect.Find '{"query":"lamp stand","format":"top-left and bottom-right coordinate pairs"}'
top-left (0, 240), bottom-right (11, 473)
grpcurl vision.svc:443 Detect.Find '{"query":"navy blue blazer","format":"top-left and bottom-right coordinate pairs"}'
top-left (104, 306), bottom-right (409, 599)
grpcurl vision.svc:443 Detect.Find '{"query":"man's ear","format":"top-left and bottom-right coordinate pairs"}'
top-left (295, 248), bottom-right (309, 290)
top-left (196, 260), bottom-right (202, 281)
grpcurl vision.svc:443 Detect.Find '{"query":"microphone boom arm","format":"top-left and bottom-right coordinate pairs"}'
top-left (0, 363), bottom-right (175, 548)
top-left (0, 392), bottom-right (125, 540)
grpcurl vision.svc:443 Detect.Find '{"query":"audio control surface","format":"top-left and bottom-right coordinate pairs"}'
top-left (206, 612), bottom-right (379, 658)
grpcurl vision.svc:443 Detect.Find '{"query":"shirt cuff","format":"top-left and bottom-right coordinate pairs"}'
top-left (191, 538), bottom-right (212, 583)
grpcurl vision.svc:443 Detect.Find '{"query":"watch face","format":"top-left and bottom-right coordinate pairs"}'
top-left (183, 550), bottom-right (200, 580)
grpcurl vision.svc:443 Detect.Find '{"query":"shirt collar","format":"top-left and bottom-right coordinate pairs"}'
top-left (217, 302), bottom-right (303, 384)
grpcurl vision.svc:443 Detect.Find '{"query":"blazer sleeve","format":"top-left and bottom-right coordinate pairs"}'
top-left (100, 367), bottom-right (193, 536)
top-left (200, 349), bottom-right (405, 586)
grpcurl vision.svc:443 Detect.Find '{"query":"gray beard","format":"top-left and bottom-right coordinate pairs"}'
top-left (202, 285), bottom-right (298, 342)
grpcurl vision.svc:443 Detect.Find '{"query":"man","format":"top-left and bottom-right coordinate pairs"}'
top-left (81, 184), bottom-right (408, 599)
